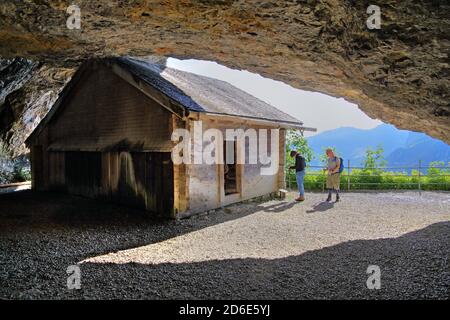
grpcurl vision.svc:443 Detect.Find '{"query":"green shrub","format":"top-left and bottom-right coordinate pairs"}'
top-left (12, 165), bottom-right (31, 183)
top-left (285, 166), bottom-right (450, 191)
top-left (0, 148), bottom-right (32, 184)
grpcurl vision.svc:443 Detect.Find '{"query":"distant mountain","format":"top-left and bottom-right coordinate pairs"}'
top-left (307, 124), bottom-right (450, 168)
top-left (386, 131), bottom-right (450, 167)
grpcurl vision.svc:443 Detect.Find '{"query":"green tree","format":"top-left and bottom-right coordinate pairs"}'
top-left (363, 145), bottom-right (387, 171)
top-left (427, 161), bottom-right (448, 176)
top-left (285, 130), bottom-right (313, 168)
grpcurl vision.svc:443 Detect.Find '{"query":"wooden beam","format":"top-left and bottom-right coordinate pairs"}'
top-left (194, 112), bottom-right (316, 131)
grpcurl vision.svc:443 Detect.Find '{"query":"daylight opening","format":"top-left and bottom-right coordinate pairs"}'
top-left (166, 57), bottom-right (449, 193)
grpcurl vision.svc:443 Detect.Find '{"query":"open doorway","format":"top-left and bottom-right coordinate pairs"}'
top-left (223, 140), bottom-right (239, 195)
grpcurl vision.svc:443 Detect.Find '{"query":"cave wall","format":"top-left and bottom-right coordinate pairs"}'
top-left (0, 0), bottom-right (448, 156)
top-left (0, 58), bottom-right (73, 157)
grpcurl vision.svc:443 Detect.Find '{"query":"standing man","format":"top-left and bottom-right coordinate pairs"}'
top-left (290, 150), bottom-right (306, 202)
top-left (324, 148), bottom-right (341, 202)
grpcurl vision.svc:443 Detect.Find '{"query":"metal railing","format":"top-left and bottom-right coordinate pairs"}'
top-left (286, 160), bottom-right (450, 193)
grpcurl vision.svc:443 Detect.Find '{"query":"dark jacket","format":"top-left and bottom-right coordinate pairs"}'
top-left (294, 154), bottom-right (306, 172)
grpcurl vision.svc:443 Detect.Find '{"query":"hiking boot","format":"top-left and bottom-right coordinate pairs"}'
top-left (295, 195), bottom-right (305, 202)
top-left (326, 194), bottom-right (332, 202)
top-left (335, 194), bottom-right (340, 202)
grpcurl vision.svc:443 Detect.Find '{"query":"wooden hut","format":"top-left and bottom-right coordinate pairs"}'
top-left (25, 57), bottom-right (314, 218)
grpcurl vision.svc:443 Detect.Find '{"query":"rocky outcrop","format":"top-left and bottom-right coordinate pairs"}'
top-left (0, 58), bottom-right (73, 157)
top-left (0, 0), bottom-right (449, 156)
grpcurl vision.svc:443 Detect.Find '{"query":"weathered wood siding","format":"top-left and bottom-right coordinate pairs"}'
top-left (103, 151), bottom-right (174, 216)
top-left (45, 150), bottom-right (174, 216)
top-left (47, 64), bottom-right (173, 152)
top-left (29, 64), bottom-right (176, 217)
top-left (65, 151), bottom-right (102, 197)
top-left (31, 145), bottom-right (44, 191)
top-left (30, 127), bottom-right (50, 191)
top-left (48, 151), bottom-right (66, 191)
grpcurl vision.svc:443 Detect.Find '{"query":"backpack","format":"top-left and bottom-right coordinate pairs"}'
top-left (336, 157), bottom-right (344, 173)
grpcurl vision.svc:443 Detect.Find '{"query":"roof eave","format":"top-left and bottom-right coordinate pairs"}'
top-left (194, 111), bottom-right (316, 131)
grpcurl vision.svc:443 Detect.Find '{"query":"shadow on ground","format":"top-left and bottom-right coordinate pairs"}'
top-left (81, 222), bottom-right (449, 300)
top-left (306, 201), bottom-right (335, 213)
top-left (0, 191), bottom-right (448, 299)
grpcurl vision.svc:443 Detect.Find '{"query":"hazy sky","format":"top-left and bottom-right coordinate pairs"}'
top-left (167, 58), bottom-right (382, 136)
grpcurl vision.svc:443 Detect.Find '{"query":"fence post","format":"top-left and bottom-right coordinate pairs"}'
top-left (347, 159), bottom-right (351, 191)
top-left (447, 163), bottom-right (449, 192)
top-left (418, 160), bottom-right (422, 195)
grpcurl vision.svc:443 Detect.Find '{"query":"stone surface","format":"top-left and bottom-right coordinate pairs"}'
top-left (0, 0), bottom-right (449, 156)
top-left (0, 58), bottom-right (73, 157)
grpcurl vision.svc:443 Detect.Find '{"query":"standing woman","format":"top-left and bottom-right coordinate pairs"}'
top-left (325, 148), bottom-right (341, 202)
top-left (290, 150), bottom-right (306, 202)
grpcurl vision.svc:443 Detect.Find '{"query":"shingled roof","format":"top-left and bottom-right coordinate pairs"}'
top-left (115, 57), bottom-right (303, 126)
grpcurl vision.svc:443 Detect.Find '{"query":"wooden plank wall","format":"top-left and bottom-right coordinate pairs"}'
top-left (64, 151), bottom-right (102, 197)
top-left (28, 63), bottom-right (177, 217)
top-left (30, 127), bottom-right (50, 191)
top-left (31, 145), bottom-right (44, 190)
top-left (48, 151), bottom-right (66, 191)
top-left (47, 65), bottom-right (173, 152)
top-left (43, 150), bottom-right (174, 217)
top-left (102, 151), bottom-right (174, 217)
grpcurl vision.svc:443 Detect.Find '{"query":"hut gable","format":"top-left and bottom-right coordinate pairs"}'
top-left (45, 62), bottom-right (173, 152)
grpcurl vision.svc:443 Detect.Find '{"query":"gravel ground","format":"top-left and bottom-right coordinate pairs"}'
top-left (0, 190), bottom-right (449, 300)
